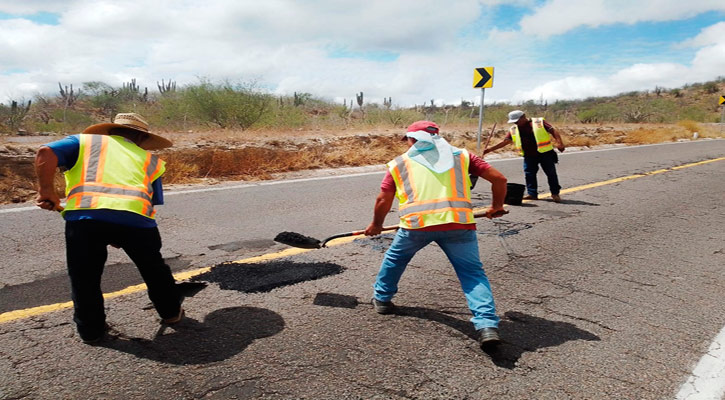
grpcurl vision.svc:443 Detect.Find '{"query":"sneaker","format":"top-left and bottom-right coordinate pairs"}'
top-left (551, 194), bottom-right (562, 203)
top-left (371, 298), bottom-right (394, 314)
top-left (161, 308), bottom-right (185, 325)
top-left (522, 194), bottom-right (538, 200)
top-left (477, 327), bottom-right (501, 349)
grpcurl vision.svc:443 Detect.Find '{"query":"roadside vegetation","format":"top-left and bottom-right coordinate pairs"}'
top-left (0, 77), bottom-right (723, 204)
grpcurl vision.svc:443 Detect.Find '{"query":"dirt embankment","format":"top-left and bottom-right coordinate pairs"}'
top-left (0, 123), bottom-right (718, 206)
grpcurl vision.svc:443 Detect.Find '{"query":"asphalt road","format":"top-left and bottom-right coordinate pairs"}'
top-left (1, 139), bottom-right (724, 399)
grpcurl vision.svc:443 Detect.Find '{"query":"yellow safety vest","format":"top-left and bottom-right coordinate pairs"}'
top-left (510, 117), bottom-right (554, 156)
top-left (62, 134), bottom-right (165, 219)
top-left (388, 149), bottom-right (474, 229)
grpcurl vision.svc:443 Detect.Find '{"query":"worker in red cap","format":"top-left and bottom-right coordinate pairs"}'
top-left (364, 120), bottom-right (508, 350)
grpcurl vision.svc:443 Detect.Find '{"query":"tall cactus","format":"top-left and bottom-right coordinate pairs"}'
top-left (356, 92), bottom-right (364, 108)
top-left (6, 100), bottom-right (31, 132)
top-left (58, 82), bottom-right (80, 107)
top-left (157, 79), bottom-right (177, 95)
top-left (383, 97), bottom-right (392, 109)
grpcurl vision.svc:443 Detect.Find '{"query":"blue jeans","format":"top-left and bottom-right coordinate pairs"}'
top-left (523, 150), bottom-right (561, 197)
top-left (373, 228), bottom-right (499, 330)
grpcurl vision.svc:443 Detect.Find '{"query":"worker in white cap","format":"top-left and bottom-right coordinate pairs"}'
top-left (485, 110), bottom-right (566, 202)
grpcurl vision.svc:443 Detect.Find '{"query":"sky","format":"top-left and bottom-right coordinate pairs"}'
top-left (1, 0), bottom-right (724, 107)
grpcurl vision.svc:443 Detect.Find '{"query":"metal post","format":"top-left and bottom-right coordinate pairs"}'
top-left (721, 106), bottom-right (724, 133)
top-left (476, 88), bottom-right (486, 152)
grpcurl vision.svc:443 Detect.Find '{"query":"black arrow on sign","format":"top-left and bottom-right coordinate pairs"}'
top-left (474, 68), bottom-right (492, 88)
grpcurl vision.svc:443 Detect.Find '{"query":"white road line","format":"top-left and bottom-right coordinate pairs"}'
top-left (1, 139), bottom-right (721, 215)
top-left (676, 325), bottom-right (725, 400)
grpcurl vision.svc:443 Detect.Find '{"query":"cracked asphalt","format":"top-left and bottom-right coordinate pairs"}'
top-left (1, 140), bottom-right (724, 399)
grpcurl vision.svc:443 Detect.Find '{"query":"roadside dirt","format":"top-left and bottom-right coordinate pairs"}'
top-left (0, 122), bottom-right (718, 206)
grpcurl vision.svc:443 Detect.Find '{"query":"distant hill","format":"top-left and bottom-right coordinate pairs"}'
top-left (496, 78), bottom-right (725, 124)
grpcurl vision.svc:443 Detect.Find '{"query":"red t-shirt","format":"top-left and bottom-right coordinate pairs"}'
top-left (381, 152), bottom-right (491, 231)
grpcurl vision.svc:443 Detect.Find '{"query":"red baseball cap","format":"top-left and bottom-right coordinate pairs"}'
top-left (402, 120), bottom-right (439, 140)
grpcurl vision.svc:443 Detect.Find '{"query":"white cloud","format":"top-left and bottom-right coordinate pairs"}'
top-left (520, 0), bottom-right (725, 38)
top-left (0, 1), bottom-right (723, 106)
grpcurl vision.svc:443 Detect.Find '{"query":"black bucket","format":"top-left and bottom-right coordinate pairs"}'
top-left (504, 183), bottom-right (525, 205)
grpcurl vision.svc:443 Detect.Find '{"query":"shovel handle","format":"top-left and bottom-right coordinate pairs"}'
top-left (320, 209), bottom-right (508, 247)
top-left (321, 225), bottom-right (399, 247)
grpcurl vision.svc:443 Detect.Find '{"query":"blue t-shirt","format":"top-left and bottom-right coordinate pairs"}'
top-left (46, 134), bottom-right (164, 228)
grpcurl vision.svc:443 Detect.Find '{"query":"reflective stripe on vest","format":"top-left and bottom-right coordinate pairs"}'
top-left (510, 117), bottom-right (554, 156)
top-left (63, 134), bottom-right (164, 219)
top-left (388, 149), bottom-right (473, 229)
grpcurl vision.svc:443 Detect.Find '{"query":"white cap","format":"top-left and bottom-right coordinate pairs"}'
top-left (507, 110), bottom-right (525, 123)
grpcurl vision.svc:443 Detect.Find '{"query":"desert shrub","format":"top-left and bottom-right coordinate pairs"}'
top-left (676, 120), bottom-right (701, 133)
top-left (181, 80), bottom-right (272, 130)
top-left (677, 106), bottom-right (711, 123)
top-left (577, 103), bottom-right (619, 122)
top-left (702, 82), bottom-right (719, 94)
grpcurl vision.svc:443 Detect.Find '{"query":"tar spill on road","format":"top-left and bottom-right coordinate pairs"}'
top-left (313, 292), bottom-right (359, 309)
top-left (193, 260), bottom-right (344, 293)
top-left (347, 233), bottom-right (395, 252)
top-left (477, 219), bottom-right (533, 237)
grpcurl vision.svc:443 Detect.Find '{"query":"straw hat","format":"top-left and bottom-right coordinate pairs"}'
top-left (83, 113), bottom-right (172, 150)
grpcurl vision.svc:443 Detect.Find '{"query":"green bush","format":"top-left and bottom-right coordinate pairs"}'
top-left (182, 81), bottom-right (272, 130)
top-left (577, 103), bottom-right (619, 122)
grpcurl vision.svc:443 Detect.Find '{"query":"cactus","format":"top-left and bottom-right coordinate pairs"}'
top-left (356, 92), bottom-right (364, 108)
top-left (157, 79), bottom-right (177, 95)
top-left (383, 97), bottom-right (392, 109)
top-left (58, 82), bottom-right (79, 107)
top-left (5, 100), bottom-right (31, 132)
top-left (294, 92), bottom-right (302, 107)
top-left (123, 78), bottom-right (139, 92)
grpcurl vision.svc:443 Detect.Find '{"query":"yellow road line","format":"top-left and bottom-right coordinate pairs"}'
top-left (2, 156), bottom-right (724, 324)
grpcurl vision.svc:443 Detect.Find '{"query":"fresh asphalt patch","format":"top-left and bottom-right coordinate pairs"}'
top-left (192, 260), bottom-right (345, 293)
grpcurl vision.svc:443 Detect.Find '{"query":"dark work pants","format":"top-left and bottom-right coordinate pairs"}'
top-left (65, 220), bottom-right (181, 340)
top-left (523, 150), bottom-right (561, 197)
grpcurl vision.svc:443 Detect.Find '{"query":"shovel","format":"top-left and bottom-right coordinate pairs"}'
top-left (274, 209), bottom-right (507, 250)
top-left (274, 225), bottom-right (399, 249)
top-left (470, 122), bottom-right (497, 190)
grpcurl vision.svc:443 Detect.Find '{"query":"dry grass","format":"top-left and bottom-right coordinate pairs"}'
top-left (160, 135), bottom-right (407, 184)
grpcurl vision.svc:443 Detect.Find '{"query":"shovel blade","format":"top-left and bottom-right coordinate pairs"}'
top-left (274, 231), bottom-right (322, 249)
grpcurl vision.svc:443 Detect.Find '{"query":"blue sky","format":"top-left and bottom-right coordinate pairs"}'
top-left (0, 0), bottom-right (723, 107)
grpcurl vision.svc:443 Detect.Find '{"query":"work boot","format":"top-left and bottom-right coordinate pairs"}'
top-left (551, 194), bottom-right (562, 203)
top-left (161, 308), bottom-right (185, 325)
top-left (371, 298), bottom-right (395, 314)
top-left (81, 323), bottom-right (111, 345)
top-left (477, 327), bottom-right (501, 349)
top-left (522, 194), bottom-right (538, 200)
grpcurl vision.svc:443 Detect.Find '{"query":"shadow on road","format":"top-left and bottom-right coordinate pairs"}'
top-left (489, 311), bottom-right (601, 369)
top-left (99, 306), bottom-right (284, 365)
top-left (313, 293), bottom-right (600, 369)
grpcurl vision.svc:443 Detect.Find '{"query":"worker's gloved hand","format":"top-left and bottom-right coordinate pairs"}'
top-left (364, 223), bottom-right (383, 236)
top-left (484, 207), bottom-right (508, 219)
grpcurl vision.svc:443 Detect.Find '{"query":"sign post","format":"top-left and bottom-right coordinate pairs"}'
top-left (473, 67), bottom-right (494, 153)
top-left (720, 96), bottom-right (725, 132)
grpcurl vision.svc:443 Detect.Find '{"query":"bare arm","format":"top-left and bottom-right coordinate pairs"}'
top-left (480, 166), bottom-right (507, 218)
top-left (482, 138), bottom-right (512, 155)
top-left (364, 191), bottom-right (395, 235)
top-left (34, 146), bottom-right (62, 211)
top-left (550, 127), bottom-right (565, 152)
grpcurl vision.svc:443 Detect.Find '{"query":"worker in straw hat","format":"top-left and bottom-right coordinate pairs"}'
top-left (34, 112), bottom-right (183, 344)
top-left (485, 110), bottom-right (566, 202)
top-left (364, 120), bottom-right (508, 350)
